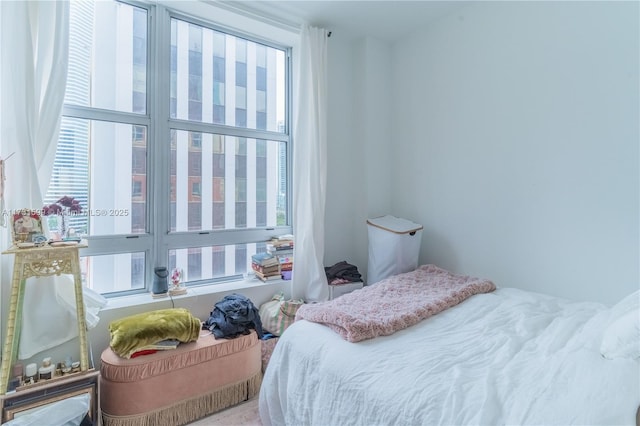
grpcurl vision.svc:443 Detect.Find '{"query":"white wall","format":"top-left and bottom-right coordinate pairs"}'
top-left (324, 35), bottom-right (392, 274)
top-left (324, 34), bottom-right (359, 267)
top-left (390, 1), bottom-right (639, 304)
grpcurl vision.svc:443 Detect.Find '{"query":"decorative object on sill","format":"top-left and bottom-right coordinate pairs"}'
top-left (24, 363), bottom-right (37, 385)
top-left (60, 363), bottom-right (71, 375)
top-left (60, 355), bottom-right (73, 375)
top-left (12, 364), bottom-right (22, 381)
top-left (170, 267), bottom-right (182, 287)
top-left (8, 363), bottom-right (23, 391)
top-left (9, 209), bottom-right (44, 245)
top-left (8, 377), bottom-right (21, 392)
top-left (38, 357), bottom-right (54, 381)
top-left (169, 267), bottom-right (187, 296)
top-left (42, 195), bottom-right (83, 241)
top-left (152, 267), bottom-right (169, 297)
top-left (15, 368), bottom-right (97, 392)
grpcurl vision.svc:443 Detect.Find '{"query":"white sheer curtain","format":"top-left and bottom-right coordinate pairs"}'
top-left (291, 26), bottom-right (330, 302)
top-left (0, 1), bottom-right (95, 360)
top-left (1, 1), bottom-right (69, 208)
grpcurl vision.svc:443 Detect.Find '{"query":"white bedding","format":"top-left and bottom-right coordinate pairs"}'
top-left (259, 288), bottom-right (640, 425)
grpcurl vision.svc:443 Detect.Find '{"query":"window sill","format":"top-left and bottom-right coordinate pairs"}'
top-left (101, 278), bottom-right (289, 311)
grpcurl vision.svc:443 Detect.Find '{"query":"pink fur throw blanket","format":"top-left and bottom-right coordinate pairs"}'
top-left (296, 265), bottom-right (496, 342)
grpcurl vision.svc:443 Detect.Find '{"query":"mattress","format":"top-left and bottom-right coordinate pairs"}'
top-left (101, 330), bottom-right (261, 425)
top-left (260, 288), bottom-right (640, 425)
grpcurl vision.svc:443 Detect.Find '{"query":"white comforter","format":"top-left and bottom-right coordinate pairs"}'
top-left (259, 288), bottom-right (640, 425)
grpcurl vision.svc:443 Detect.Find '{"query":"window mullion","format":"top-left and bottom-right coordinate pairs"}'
top-left (285, 47), bottom-right (293, 227)
top-left (152, 4), bottom-right (172, 274)
top-left (62, 105), bottom-right (151, 126)
top-left (80, 234), bottom-right (154, 256)
top-left (167, 118), bottom-right (289, 142)
top-left (164, 227), bottom-right (291, 251)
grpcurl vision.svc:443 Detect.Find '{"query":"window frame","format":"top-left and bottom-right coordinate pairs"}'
top-left (63, 1), bottom-right (293, 297)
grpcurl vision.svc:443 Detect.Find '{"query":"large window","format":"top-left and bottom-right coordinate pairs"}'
top-left (49, 0), bottom-right (291, 296)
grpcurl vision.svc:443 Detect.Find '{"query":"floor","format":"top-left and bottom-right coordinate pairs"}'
top-left (188, 396), bottom-right (261, 426)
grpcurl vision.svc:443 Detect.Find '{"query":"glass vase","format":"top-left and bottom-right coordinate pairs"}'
top-left (59, 214), bottom-right (67, 240)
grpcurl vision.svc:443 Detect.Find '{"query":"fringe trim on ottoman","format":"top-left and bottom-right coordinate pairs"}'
top-left (102, 371), bottom-right (262, 426)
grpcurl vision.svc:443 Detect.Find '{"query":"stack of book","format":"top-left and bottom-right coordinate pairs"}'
top-left (251, 252), bottom-right (281, 282)
top-left (267, 234), bottom-right (294, 254)
top-left (267, 235), bottom-right (294, 280)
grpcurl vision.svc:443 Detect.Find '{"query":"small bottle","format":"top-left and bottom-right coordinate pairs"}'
top-left (25, 363), bottom-right (37, 383)
top-left (9, 363), bottom-right (24, 389)
top-left (12, 363), bottom-right (23, 379)
top-left (38, 357), bottom-right (54, 380)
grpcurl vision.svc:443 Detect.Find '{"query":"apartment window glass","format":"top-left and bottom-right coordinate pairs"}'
top-left (64, 1), bottom-right (147, 114)
top-left (170, 18), bottom-right (287, 132)
top-left (47, 0), bottom-right (291, 296)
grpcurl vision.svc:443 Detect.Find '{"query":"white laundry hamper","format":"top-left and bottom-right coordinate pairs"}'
top-left (366, 215), bottom-right (423, 285)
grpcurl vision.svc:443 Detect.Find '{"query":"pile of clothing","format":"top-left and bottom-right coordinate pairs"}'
top-left (325, 261), bottom-right (362, 285)
top-left (204, 293), bottom-right (264, 339)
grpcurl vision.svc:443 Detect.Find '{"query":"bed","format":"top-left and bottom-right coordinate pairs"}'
top-left (259, 265), bottom-right (640, 425)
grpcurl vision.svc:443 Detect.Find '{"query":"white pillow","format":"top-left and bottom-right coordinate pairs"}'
top-left (600, 290), bottom-right (640, 360)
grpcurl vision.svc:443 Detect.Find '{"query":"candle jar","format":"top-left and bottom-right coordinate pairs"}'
top-left (38, 357), bottom-right (54, 380)
top-left (25, 363), bottom-right (37, 383)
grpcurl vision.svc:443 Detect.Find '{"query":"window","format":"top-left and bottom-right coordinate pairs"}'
top-left (191, 181), bottom-right (202, 197)
top-left (132, 180), bottom-right (143, 197)
top-left (49, 0), bottom-right (291, 296)
top-left (190, 132), bottom-right (202, 149)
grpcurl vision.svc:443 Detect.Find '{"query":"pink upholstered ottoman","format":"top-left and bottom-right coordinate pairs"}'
top-left (100, 330), bottom-right (262, 426)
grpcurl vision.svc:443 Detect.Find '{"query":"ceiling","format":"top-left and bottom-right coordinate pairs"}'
top-left (226, 1), bottom-right (471, 42)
